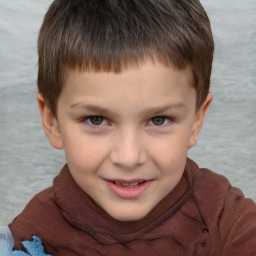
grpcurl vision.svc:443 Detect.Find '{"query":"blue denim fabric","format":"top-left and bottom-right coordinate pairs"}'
top-left (0, 226), bottom-right (51, 256)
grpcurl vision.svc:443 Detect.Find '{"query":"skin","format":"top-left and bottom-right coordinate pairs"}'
top-left (37, 60), bottom-right (212, 221)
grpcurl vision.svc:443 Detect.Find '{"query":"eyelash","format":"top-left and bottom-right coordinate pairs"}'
top-left (83, 116), bottom-right (110, 127)
top-left (82, 115), bottom-right (173, 128)
top-left (147, 116), bottom-right (173, 126)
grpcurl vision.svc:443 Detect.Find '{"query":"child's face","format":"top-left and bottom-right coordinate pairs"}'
top-left (40, 60), bottom-right (211, 221)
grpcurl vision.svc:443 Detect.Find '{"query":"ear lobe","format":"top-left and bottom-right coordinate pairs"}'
top-left (37, 93), bottom-right (63, 150)
top-left (188, 93), bottom-right (212, 149)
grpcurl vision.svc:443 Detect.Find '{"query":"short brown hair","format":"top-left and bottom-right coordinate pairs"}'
top-left (38, 0), bottom-right (214, 116)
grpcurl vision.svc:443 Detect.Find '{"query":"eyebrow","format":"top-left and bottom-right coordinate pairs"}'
top-left (70, 104), bottom-right (112, 115)
top-left (143, 103), bottom-right (186, 115)
top-left (70, 102), bottom-right (186, 116)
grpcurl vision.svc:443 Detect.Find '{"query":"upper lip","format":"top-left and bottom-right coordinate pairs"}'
top-left (105, 179), bottom-right (151, 183)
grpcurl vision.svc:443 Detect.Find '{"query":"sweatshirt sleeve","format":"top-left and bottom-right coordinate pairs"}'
top-left (222, 187), bottom-right (256, 255)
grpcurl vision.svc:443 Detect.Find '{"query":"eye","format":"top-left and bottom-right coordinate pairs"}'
top-left (85, 116), bottom-right (109, 126)
top-left (148, 116), bottom-right (171, 126)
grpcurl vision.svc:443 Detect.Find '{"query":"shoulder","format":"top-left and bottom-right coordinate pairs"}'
top-left (185, 158), bottom-right (234, 207)
top-left (186, 158), bottom-right (256, 254)
top-left (11, 186), bottom-right (56, 223)
top-left (187, 158), bottom-right (256, 216)
top-left (8, 187), bottom-right (59, 250)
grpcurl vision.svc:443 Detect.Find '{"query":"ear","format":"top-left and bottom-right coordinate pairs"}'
top-left (37, 93), bottom-right (63, 150)
top-left (188, 93), bottom-right (212, 149)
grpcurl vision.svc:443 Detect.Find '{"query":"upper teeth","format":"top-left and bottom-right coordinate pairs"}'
top-left (114, 181), bottom-right (139, 187)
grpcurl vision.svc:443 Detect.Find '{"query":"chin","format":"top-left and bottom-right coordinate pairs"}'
top-left (109, 208), bottom-right (150, 222)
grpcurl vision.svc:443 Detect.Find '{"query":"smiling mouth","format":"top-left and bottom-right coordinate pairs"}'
top-left (105, 179), bottom-right (152, 199)
top-left (113, 181), bottom-right (145, 187)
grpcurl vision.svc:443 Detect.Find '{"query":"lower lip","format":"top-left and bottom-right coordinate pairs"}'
top-left (105, 180), bottom-right (152, 199)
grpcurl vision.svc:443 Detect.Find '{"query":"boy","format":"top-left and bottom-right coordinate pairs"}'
top-left (6, 0), bottom-right (256, 255)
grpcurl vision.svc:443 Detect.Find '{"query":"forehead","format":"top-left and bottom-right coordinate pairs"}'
top-left (59, 60), bottom-right (196, 111)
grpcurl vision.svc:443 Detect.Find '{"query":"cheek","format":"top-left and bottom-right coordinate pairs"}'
top-left (151, 133), bottom-right (190, 158)
top-left (66, 138), bottom-right (112, 177)
top-left (148, 133), bottom-right (190, 172)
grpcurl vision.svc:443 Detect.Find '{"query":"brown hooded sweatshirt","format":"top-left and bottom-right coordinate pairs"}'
top-left (9, 158), bottom-right (256, 255)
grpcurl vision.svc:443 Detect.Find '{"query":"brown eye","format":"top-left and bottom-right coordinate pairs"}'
top-left (89, 116), bottom-right (104, 125)
top-left (151, 117), bottom-right (166, 125)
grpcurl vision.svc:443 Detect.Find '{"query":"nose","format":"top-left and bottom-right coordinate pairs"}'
top-left (110, 128), bottom-right (147, 169)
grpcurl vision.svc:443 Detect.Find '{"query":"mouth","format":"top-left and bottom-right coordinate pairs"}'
top-left (112, 180), bottom-right (146, 187)
top-left (105, 179), bottom-right (152, 199)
